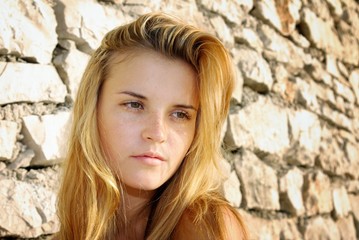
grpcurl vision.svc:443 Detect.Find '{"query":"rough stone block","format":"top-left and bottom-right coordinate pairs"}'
top-left (283, 142), bottom-right (315, 167)
top-left (0, 0), bottom-right (57, 64)
top-left (312, 81), bottom-right (336, 105)
top-left (336, 215), bottom-right (357, 240)
top-left (326, 54), bottom-right (341, 78)
top-left (317, 132), bottom-right (353, 177)
top-left (223, 171), bottom-right (242, 208)
top-left (320, 104), bottom-right (353, 132)
top-left (0, 120), bottom-right (17, 160)
top-left (344, 142), bottom-right (359, 179)
top-left (0, 62), bottom-right (67, 105)
top-left (198, 0), bottom-right (251, 24)
top-left (333, 186), bottom-right (351, 217)
top-left (279, 167), bottom-right (305, 215)
top-left (235, 150), bottom-right (280, 210)
top-left (341, 32), bottom-right (359, 65)
top-left (303, 171), bottom-right (333, 216)
top-left (303, 216), bottom-right (340, 240)
top-left (346, 180), bottom-right (359, 193)
top-left (326, 0), bottom-right (343, 16)
top-left (295, 78), bottom-right (320, 112)
top-left (0, 178), bottom-right (59, 238)
top-left (349, 194), bottom-right (359, 237)
top-left (349, 69), bottom-right (359, 104)
top-left (258, 22), bottom-right (306, 72)
top-left (300, 8), bottom-right (343, 59)
top-left (240, 210), bottom-right (302, 239)
top-left (253, 0), bottom-right (301, 36)
top-left (7, 149), bottom-right (35, 170)
top-left (233, 27), bottom-right (264, 53)
top-left (332, 78), bottom-right (356, 103)
top-left (54, 0), bottom-right (129, 54)
top-left (231, 66), bottom-right (244, 104)
top-left (21, 111), bottom-right (71, 166)
top-left (285, 109), bottom-right (321, 166)
top-left (305, 58), bottom-right (333, 86)
top-left (233, 47), bottom-right (273, 93)
top-left (239, 210), bottom-right (274, 239)
top-left (209, 16), bottom-right (234, 48)
top-left (225, 96), bottom-right (289, 155)
top-left (53, 40), bottom-right (90, 102)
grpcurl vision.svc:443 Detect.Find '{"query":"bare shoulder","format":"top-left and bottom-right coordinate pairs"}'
top-left (221, 206), bottom-right (247, 240)
top-left (172, 209), bottom-right (207, 240)
top-left (173, 201), bottom-right (247, 240)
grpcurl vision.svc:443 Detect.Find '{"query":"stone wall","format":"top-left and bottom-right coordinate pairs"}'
top-left (0, 0), bottom-right (358, 239)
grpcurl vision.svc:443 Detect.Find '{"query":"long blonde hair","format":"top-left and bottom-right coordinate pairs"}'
top-left (56, 12), bottom-right (246, 239)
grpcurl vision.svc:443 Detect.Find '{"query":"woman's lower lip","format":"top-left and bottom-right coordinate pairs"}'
top-left (132, 156), bottom-right (164, 166)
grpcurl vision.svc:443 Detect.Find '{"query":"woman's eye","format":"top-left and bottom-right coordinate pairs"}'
top-left (172, 111), bottom-right (190, 120)
top-left (123, 101), bottom-right (144, 110)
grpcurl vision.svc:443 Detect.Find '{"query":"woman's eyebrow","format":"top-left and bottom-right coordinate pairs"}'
top-left (118, 91), bottom-right (197, 111)
top-left (117, 91), bottom-right (147, 100)
top-left (174, 104), bottom-right (198, 112)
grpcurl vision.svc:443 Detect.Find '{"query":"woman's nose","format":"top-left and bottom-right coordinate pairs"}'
top-left (141, 113), bottom-right (167, 143)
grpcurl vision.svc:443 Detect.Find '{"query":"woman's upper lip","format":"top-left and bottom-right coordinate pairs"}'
top-left (132, 152), bottom-right (165, 161)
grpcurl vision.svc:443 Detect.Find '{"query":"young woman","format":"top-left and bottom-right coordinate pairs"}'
top-left (55, 12), bottom-right (248, 240)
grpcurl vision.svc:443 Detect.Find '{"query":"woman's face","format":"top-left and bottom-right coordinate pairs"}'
top-left (97, 49), bottom-right (198, 193)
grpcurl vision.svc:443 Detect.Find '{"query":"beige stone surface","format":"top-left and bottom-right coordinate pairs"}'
top-left (258, 23), bottom-right (306, 73)
top-left (288, 109), bottom-right (321, 154)
top-left (254, 0), bottom-right (301, 36)
top-left (198, 0), bottom-right (252, 23)
top-left (279, 167), bottom-right (305, 215)
top-left (303, 171), bottom-right (333, 216)
top-left (223, 171), bottom-right (242, 208)
top-left (0, 0), bottom-right (57, 64)
top-left (53, 40), bottom-right (90, 102)
top-left (240, 210), bottom-right (302, 240)
top-left (235, 150), bottom-right (280, 210)
top-left (326, 0), bottom-right (343, 16)
top-left (336, 215), bottom-right (357, 240)
top-left (209, 16), bottom-right (234, 48)
top-left (332, 186), bottom-right (351, 217)
top-left (0, 177), bottom-right (59, 238)
top-left (54, 0), bottom-right (129, 54)
top-left (0, 120), bottom-right (18, 160)
top-left (349, 69), bottom-right (359, 104)
top-left (295, 78), bottom-right (320, 112)
top-left (21, 112), bottom-right (72, 166)
top-left (300, 8), bottom-right (343, 59)
top-left (332, 78), bottom-right (356, 103)
top-left (349, 194), bottom-right (359, 222)
top-left (234, 47), bottom-right (273, 93)
top-left (0, 62), bottom-right (67, 105)
top-left (233, 27), bottom-right (264, 53)
top-left (303, 216), bottom-right (340, 240)
top-left (232, 67), bottom-right (244, 104)
top-left (226, 96), bottom-right (289, 155)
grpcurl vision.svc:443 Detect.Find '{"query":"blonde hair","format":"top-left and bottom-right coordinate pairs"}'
top-left (56, 12), bottom-right (247, 239)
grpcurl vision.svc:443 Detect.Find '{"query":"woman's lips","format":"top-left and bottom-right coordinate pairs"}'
top-left (131, 152), bottom-right (165, 166)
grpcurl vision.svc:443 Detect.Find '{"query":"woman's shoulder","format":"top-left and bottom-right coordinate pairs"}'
top-left (172, 196), bottom-right (247, 239)
top-left (220, 206), bottom-right (247, 239)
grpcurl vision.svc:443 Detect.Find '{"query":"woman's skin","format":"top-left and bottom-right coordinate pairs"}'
top-left (97, 49), bottom-right (199, 238)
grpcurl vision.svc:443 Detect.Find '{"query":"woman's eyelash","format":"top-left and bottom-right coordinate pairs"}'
top-left (173, 111), bottom-right (191, 120)
top-left (121, 103), bottom-right (192, 120)
top-left (122, 101), bottom-right (144, 110)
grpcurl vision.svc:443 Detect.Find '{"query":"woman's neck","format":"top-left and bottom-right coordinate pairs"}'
top-left (115, 186), bottom-right (154, 239)
top-left (123, 185), bottom-right (154, 220)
